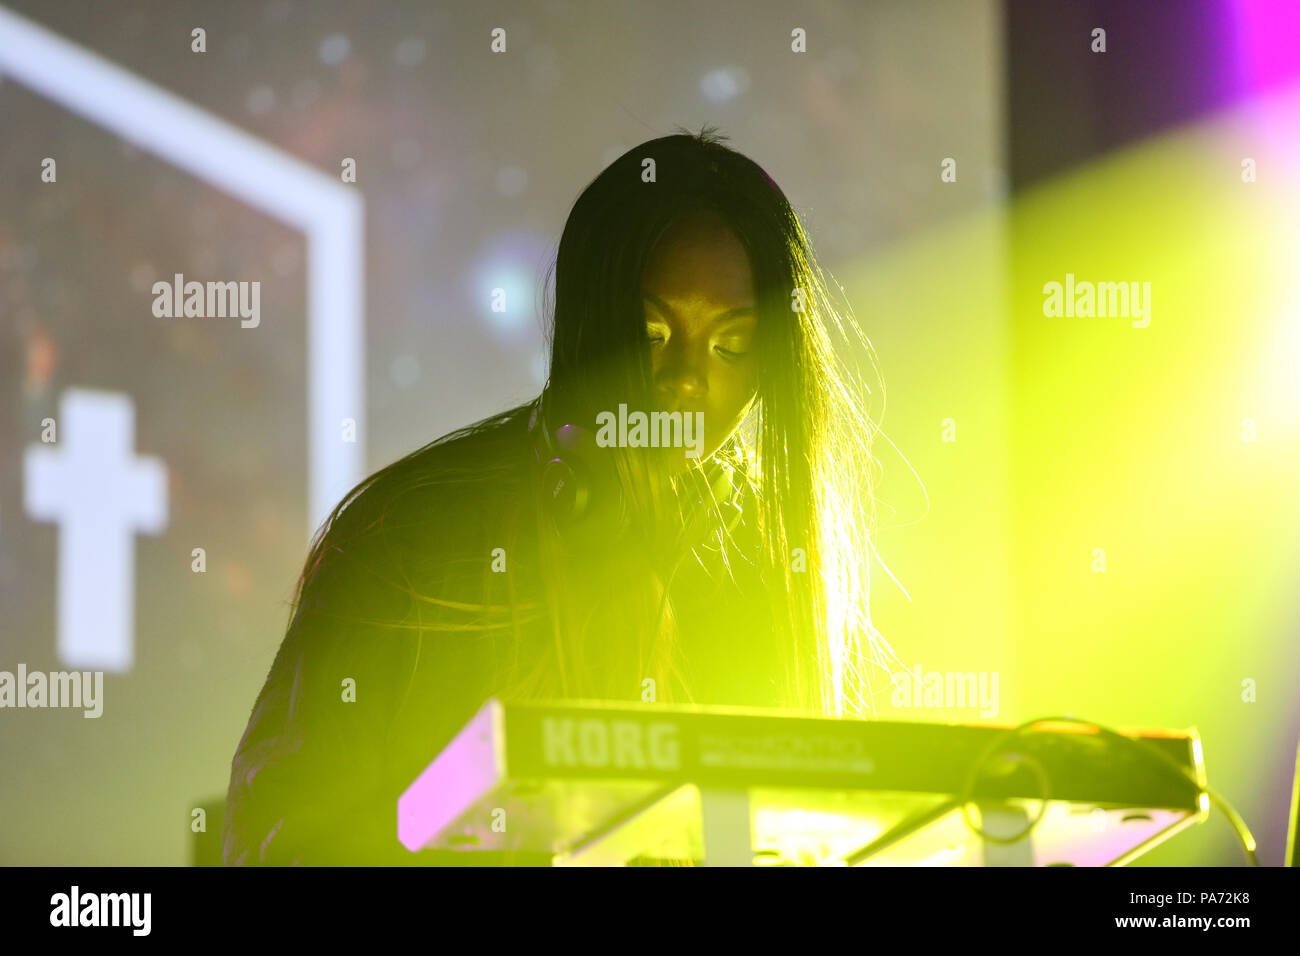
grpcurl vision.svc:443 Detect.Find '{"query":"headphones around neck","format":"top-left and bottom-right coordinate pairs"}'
top-left (527, 385), bottom-right (747, 546)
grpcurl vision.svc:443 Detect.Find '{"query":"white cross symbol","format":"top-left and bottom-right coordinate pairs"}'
top-left (24, 389), bottom-right (168, 672)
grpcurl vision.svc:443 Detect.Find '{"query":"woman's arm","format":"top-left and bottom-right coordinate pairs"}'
top-left (223, 426), bottom-right (540, 864)
top-left (222, 525), bottom-right (426, 865)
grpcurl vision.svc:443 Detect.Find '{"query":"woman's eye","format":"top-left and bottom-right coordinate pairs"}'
top-left (714, 346), bottom-right (748, 359)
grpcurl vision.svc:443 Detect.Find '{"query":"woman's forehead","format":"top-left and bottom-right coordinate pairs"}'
top-left (642, 224), bottom-right (755, 309)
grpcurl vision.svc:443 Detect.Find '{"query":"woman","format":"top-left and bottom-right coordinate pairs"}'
top-left (222, 128), bottom-right (897, 865)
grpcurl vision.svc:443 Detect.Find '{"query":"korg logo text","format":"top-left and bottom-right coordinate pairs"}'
top-left (542, 717), bottom-right (680, 771)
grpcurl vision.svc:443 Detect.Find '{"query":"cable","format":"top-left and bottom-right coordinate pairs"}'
top-left (955, 714), bottom-right (1259, 866)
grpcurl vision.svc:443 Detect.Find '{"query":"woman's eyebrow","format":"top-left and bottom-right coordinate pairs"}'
top-left (642, 293), bottom-right (756, 323)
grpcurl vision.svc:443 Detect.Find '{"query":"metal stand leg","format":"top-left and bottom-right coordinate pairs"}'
top-left (699, 787), bottom-right (752, 867)
top-left (980, 804), bottom-right (1035, 866)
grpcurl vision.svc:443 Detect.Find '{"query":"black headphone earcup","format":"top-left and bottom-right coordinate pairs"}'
top-left (542, 456), bottom-right (591, 522)
top-left (533, 419), bottom-right (627, 537)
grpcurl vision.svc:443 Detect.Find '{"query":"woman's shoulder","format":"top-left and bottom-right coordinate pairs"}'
top-left (331, 405), bottom-right (533, 538)
top-left (297, 404), bottom-right (538, 615)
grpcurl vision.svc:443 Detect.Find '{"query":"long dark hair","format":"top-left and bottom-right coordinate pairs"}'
top-left (291, 127), bottom-right (898, 720)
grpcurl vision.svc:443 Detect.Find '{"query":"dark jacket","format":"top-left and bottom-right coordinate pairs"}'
top-left (222, 414), bottom-right (781, 865)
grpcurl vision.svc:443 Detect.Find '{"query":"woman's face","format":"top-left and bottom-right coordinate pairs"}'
top-left (640, 211), bottom-right (759, 469)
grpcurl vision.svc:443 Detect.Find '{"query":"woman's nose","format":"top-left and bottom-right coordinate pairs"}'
top-left (655, 354), bottom-right (707, 403)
